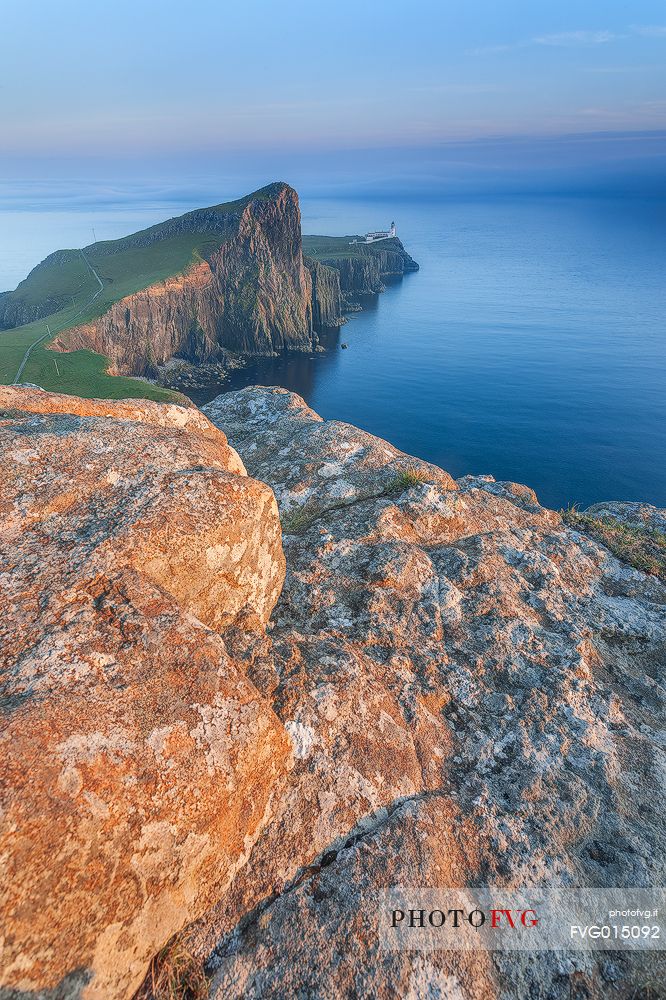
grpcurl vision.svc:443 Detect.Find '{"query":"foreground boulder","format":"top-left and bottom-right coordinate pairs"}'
top-left (196, 387), bottom-right (666, 1000)
top-left (0, 387), bottom-right (290, 999)
top-left (1, 385), bottom-right (664, 1000)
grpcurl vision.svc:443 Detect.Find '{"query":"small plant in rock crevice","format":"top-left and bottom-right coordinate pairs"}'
top-left (562, 505), bottom-right (666, 582)
top-left (388, 467), bottom-right (432, 493)
top-left (134, 936), bottom-right (209, 1000)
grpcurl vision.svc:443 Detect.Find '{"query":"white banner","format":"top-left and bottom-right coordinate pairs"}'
top-left (379, 888), bottom-right (666, 951)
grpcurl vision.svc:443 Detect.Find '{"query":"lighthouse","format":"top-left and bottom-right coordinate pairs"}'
top-left (352, 221), bottom-right (398, 245)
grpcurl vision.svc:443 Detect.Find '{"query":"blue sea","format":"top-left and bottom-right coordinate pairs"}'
top-left (2, 193), bottom-right (665, 510)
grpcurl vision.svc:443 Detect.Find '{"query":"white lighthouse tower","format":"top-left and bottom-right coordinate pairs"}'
top-left (352, 220), bottom-right (398, 245)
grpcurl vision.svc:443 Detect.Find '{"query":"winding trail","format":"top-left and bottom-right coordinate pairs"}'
top-left (13, 329), bottom-right (52, 384)
top-left (79, 248), bottom-right (103, 296)
top-left (12, 248), bottom-right (105, 385)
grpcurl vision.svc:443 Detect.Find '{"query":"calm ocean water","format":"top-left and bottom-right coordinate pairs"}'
top-left (2, 194), bottom-right (665, 509)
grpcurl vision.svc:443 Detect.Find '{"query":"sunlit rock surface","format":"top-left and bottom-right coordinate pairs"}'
top-left (0, 384), bottom-right (664, 1000)
top-left (0, 386), bottom-right (290, 999)
top-left (200, 387), bottom-right (666, 1000)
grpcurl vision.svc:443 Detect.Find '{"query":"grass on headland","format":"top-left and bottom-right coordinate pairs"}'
top-left (0, 309), bottom-right (183, 402)
top-left (0, 264), bottom-right (196, 403)
top-left (2, 236), bottom-right (223, 337)
top-left (22, 347), bottom-right (184, 403)
top-left (0, 236), bottom-right (214, 401)
top-left (562, 506), bottom-right (666, 582)
top-left (302, 235), bottom-right (401, 261)
top-left (2, 182), bottom-right (288, 330)
top-left (0, 185), bottom-right (290, 402)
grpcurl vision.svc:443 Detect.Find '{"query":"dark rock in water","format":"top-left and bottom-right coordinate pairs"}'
top-left (340, 342), bottom-right (348, 349)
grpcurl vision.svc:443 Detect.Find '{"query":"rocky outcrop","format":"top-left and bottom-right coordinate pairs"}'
top-left (0, 382), bottom-right (212, 430)
top-left (564, 500), bottom-right (666, 583)
top-left (2, 384), bottom-right (664, 1000)
top-left (584, 500), bottom-right (666, 535)
top-left (304, 257), bottom-right (345, 330)
top-left (0, 386), bottom-right (290, 1000)
top-left (196, 387), bottom-right (665, 1000)
top-left (52, 184), bottom-right (316, 375)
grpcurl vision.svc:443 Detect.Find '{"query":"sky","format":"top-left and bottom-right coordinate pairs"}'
top-left (1, 0), bottom-right (665, 197)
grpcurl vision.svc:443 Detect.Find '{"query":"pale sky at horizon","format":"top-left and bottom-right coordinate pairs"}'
top-left (1, 0), bottom-right (666, 193)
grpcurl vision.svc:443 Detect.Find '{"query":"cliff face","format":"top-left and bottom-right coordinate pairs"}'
top-left (328, 253), bottom-right (384, 295)
top-left (4, 189), bottom-right (420, 379)
top-left (54, 262), bottom-right (221, 374)
top-left (3, 385), bottom-right (663, 1000)
top-left (53, 184), bottom-right (316, 375)
top-left (304, 257), bottom-right (344, 329)
top-left (317, 238), bottom-right (419, 303)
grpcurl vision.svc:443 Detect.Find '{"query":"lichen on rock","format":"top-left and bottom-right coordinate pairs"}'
top-left (0, 386), bottom-right (290, 1000)
top-left (198, 387), bottom-right (666, 1000)
top-left (1, 384), bottom-right (664, 1000)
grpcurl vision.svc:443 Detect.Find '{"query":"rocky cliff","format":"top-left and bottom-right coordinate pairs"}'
top-left (1, 385), bottom-right (664, 1000)
top-left (306, 236), bottom-right (420, 306)
top-left (52, 184), bottom-right (317, 375)
top-left (304, 257), bottom-right (345, 329)
top-left (3, 190), bottom-right (420, 386)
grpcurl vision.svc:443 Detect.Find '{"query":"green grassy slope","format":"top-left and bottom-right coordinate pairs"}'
top-left (0, 288), bottom-right (186, 402)
top-left (12, 239), bottom-right (216, 328)
top-left (303, 235), bottom-right (365, 259)
top-left (0, 183), bottom-right (287, 400)
top-left (302, 235), bottom-right (402, 259)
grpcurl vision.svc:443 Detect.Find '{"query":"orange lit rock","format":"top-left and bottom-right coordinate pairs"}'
top-left (2, 384), bottom-right (664, 1000)
top-left (199, 388), bottom-right (666, 1000)
top-left (0, 387), bottom-right (290, 999)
